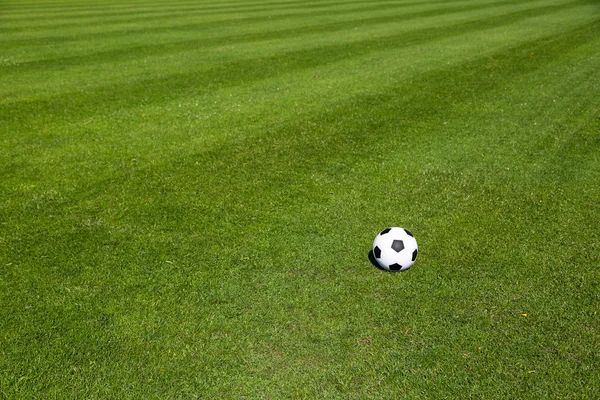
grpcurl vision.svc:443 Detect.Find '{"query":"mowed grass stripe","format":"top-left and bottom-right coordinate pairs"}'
top-left (2, 17), bottom-right (597, 194)
top-left (0, 15), bottom-right (592, 228)
top-left (0, 0), bottom-right (539, 72)
top-left (0, 0), bottom-right (299, 12)
top-left (0, 0), bottom-right (428, 27)
top-left (3, 23), bottom-right (598, 297)
top-left (1, 0), bottom-right (594, 116)
top-left (0, 1), bottom-right (471, 44)
top-left (1, 0), bottom-right (355, 13)
top-left (3, 0), bottom-right (596, 225)
top-left (127, 36), bottom-right (600, 266)
top-left (0, 0), bottom-right (525, 68)
top-left (0, 0), bottom-right (499, 43)
top-left (1, 2), bottom-right (599, 397)
top-left (0, 0), bottom-right (402, 28)
top-left (3, 21), bottom-right (597, 269)
top-left (3, 26), bottom-right (598, 347)
top-left (91, 24), bottom-right (600, 193)
top-left (0, 0), bottom-right (397, 29)
top-left (2, 8), bottom-right (594, 187)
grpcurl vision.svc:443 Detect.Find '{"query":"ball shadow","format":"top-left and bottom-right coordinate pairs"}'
top-left (368, 249), bottom-right (388, 272)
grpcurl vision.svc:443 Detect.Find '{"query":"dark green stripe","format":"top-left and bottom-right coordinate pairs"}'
top-left (76, 21), bottom-right (600, 220)
top-left (2, 3), bottom-right (596, 128)
top-left (0, 0), bottom-right (480, 42)
top-left (1, 0), bottom-right (401, 23)
top-left (1, 0), bottom-right (557, 72)
top-left (1, 0), bottom-right (366, 14)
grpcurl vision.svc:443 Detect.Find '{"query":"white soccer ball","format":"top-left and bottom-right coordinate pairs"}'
top-left (372, 227), bottom-right (418, 272)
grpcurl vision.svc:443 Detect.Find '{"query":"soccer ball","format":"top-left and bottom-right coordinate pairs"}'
top-left (372, 227), bottom-right (418, 272)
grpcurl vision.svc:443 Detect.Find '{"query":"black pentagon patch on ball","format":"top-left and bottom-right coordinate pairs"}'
top-left (404, 229), bottom-right (414, 237)
top-left (412, 249), bottom-right (418, 262)
top-left (380, 228), bottom-right (391, 235)
top-left (373, 246), bottom-right (381, 258)
top-left (389, 263), bottom-right (402, 271)
top-left (391, 240), bottom-right (404, 253)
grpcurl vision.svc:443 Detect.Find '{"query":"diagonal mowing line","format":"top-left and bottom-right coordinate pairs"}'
top-left (0, 0), bottom-right (594, 121)
top-left (0, 0), bottom-right (454, 26)
top-left (2, 0), bottom-right (376, 14)
top-left (1, 0), bottom-right (529, 72)
top-left (0, 0), bottom-right (519, 45)
top-left (20, 21), bottom-right (597, 206)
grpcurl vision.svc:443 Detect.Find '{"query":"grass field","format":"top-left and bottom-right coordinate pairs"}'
top-left (1, 0), bottom-right (599, 398)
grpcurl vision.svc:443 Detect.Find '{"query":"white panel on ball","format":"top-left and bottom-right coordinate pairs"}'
top-left (372, 227), bottom-right (418, 272)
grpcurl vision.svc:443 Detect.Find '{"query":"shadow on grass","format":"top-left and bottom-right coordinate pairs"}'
top-left (368, 249), bottom-right (388, 272)
top-left (368, 249), bottom-right (414, 272)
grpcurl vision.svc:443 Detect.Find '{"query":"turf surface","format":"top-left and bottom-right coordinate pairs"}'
top-left (1, 0), bottom-right (599, 398)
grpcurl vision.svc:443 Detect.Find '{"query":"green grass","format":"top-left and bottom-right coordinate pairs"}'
top-left (1, 0), bottom-right (599, 398)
